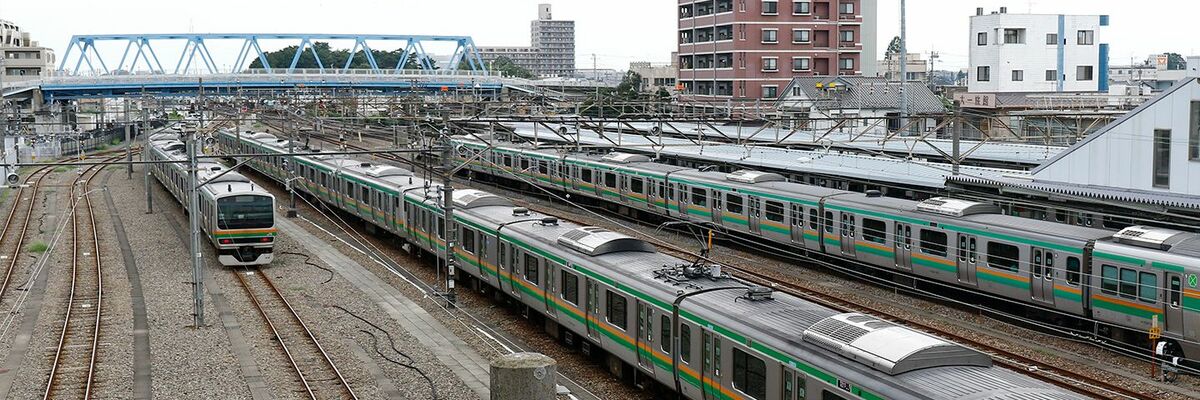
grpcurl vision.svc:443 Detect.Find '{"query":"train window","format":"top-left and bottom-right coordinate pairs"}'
top-left (727, 194), bottom-right (744, 214)
top-left (1066, 257), bottom-right (1081, 285)
top-left (862, 218), bottom-right (887, 244)
top-left (691, 187), bottom-right (708, 207)
top-left (606, 290), bottom-right (627, 330)
top-left (1139, 272), bottom-right (1157, 303)
top-left (986, 242), bottom-right (1020, 272)
top-left (538, 161), bottom-right (548, 174)
top-left (713, 336), bottom-right (722, 376)
top-left (1099, 263), bottom-right (1123, 293)
top-left (524, 254), bottom-right (539, 285)
top-left (796, 374), bottom-right (807, 398)
top-left (823, 211), bottom-right (834, 234)
top-left (732, 348), bottom-right (766, 400)
top-left (498, 244), bottom-right (507, 269)
top-left (435, 218), bottom-right (444, 239)
top-left (1119, 268), bottom-right (1138, 299)
top-left (783, 370), bottom-right (793, 400)
top-left (479, 235), bottom-right (489, 258)
top-left (1044, 252), bottom-right (1055, 279)
top-left (581, 168), bottom-right (593, 183)
top-left (520, 158), bottom-right (530, 172)
top-left (680, 324), bottom-right (692, 363)
top-left (561, 271), bottom-right (578, 305)
top-left (919, 230), bottom-right (948, 257)
top-left (809, 209), bottom-right (819, 230)
top-left (604, 173), bottom-right (617, 188)
top-left (765, 201), bottom-right (785, 223)
top-left (1170, 276), bottom-right (1182, 308)
top-left (503, 154), bottom-right (512, 167)
top-left (460, 228), bottom-right (475, 254)
top-left (630, 178), bottom-right (644, 194)
top-left (660, 315), bottom-right (671, 353)
top-left (361, 186), bottom-right (369, 203)
top-left (821, 390), bottom-right (848, 400)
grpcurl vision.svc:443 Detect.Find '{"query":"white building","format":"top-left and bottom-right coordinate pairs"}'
top-left (629, 61), bottom-right (677, 94)
top-left (0, 19), bottom-right (55, 83)
top-left (1031, 77), bottom-right (1200, 197)
top-left (877, 52), bottom-right (928, 82)
top-left (967, 8), bottom-right (1109, 94)
top-left (477, 4), bottom-right (575, 77)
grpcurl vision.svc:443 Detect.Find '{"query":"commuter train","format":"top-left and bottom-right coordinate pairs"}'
top-left (146, 131), bottom-right (276, 266)
top-left (449, 136), bottom-right (1200, 362)
top-left (218, 129), bottom-right (1088, 400)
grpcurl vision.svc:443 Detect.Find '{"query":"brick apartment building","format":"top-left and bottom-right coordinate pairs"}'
top-left (678, 0), bottom-right (877, 102)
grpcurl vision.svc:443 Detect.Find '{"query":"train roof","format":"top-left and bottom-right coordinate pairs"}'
top-left (455, 201), bottom-right (1084, 399)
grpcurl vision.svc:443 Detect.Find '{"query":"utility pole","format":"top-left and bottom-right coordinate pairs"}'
top-left (439, 128), bottom-right (457, 306)
top-left (125, 97), bottom-right (133, 178)
top-left (898, 0), bottom-right (908, 135)
top-left (191, 81), bottom-right (205, 328)
top-left (286, 109), bottom-right (297, 218)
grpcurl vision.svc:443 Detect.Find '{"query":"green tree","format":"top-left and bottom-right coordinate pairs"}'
top-left (655, 87), bottom-right (672, 102)
top-left (885, 36), bottom-right (902, 59)
top-left (489, 56), bottom-right (535, 79)
top-left (1165, 52), bottom-right (1186, 70)
top-left (615, 71), bottom-right (643, 98)
top-left (247, 42), bottom-right (441, 71)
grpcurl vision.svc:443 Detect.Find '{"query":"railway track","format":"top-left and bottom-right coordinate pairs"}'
top-left (43, 158), bottom-right (115, 399)
top-left (0, 166), bottom-right (54, 305)
top-left (233, 267), bottom-right (358, 400)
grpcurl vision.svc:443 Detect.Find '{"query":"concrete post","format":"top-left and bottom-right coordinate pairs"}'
top-left (490, 353), bottom-right (556, 400)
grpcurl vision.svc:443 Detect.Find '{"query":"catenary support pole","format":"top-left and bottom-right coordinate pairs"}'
top-left (191, 81), bottom-right (205, 327)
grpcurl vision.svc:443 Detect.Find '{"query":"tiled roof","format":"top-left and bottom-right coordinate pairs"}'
top-left (781, 76), bottom-right (946, 114)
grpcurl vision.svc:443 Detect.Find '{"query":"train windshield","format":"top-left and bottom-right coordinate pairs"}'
top-left (217, 195), bottom-right (273, 230)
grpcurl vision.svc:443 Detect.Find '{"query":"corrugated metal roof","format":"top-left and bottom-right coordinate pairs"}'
top-left (948, 174), bottom-right (1200, 210)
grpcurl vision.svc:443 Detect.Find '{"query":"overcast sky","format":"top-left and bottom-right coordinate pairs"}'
top-left (3, 0), bottom-right (1195, 72)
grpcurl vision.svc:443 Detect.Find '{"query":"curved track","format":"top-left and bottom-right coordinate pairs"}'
top-left (0, 166), bottom-right (54, 303)
top-left (43, 159), bottom-right (114, 399)
top-left (234, 267), bottom-right (357, 400)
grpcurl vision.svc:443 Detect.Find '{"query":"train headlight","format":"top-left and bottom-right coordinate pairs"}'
top-left (5, 172), bottom-right (19, 186)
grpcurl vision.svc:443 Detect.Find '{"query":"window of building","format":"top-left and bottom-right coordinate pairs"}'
top-left (1046, 33), bottom-right (1058, 45)
top-left (986, 242), bottom-right (1020, 272)
top-left (1140, 272), bottom-right (1158, 303)
top-left (762, 57), bottom-right (778, 72)
top-left (793, 1), bottom-right (810, 14)
top-left (761, 0), bottom-right (778, 15)
top-left (1012, 70), bottom-right (1024, 81)
top-left (977, 66), bottom-right (990, 82)
top-left (691, 187), bottom-right (708, 207)
top-left (839, 2), bottom-right (854, 14)
top-left (840, 30), bottom-right (854, 42)
top-left (561, 271), bottom-right (578, 305)
top-left (1045, 70), bottom-right (1057, 81)
top-left (919, 230), bottom-right (948, 257)
top-left (762, 85), bottom-right (779, 99)
top-left (839, 58), bottom-right (854, 70)
top-left (1003, 28), bottom-right (1025, 44)
top-left (761, 29), bottom-right (778, 44)
top-left (862, 218), bottom-right (887, 244)
top-left (606, 289), bottom-right (627, 330)
top-left (765, 201), bottom-right (785, 223)
top-left (524, 254), bottom-right (539, 285)
top-left (1077, 30), bottom-right (1094, 45)
top-left (792, 57), bottom-right (811, 71)
top-left (732, 348), bottom-right (767, 400)
top-left (1154, 129), bottom-right (1171, 188)
top-left (1190, 101), bottom-right (1200, 161)
top-left (792, 29), bottom-right (811, 44)
top-left (977, 32), bottom-right (987, 46)
top-left (1077, 65), bottom-right (1094, 81)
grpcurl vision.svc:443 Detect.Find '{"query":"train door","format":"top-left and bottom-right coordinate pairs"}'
top-left (839, 213), bottom-right (856, 256)
top-left (709, 190), bottom-right (723, 225)
top-left (635, 301), bottom-right (655, 375)
top-left (747, 196), bottom-right (762, 234)
top-left (507, 246), bottom-right (521, 298)
top-left (1166, 273), bottom-right (1184, 336)
top-left (647, 179), bottom-right (661, 211)
top-left (789, 204), bottom-right (804, 245)
top-left (1030, 248), bottom-right (1055, 305)
top-left (557, 160), bottom-right (569, 190)
top-left (678, 185), bottom-right (690, 217)
top-left (894, 223), bottom-right (913, 271)
top-left (701, 330), bottom-right (714, 400)
top-left (544, 261), bottom-right (561, 319)
top-left (956, 234), bottom-right (978, 285)
top-left (585, 279), bottom-right (600, 341)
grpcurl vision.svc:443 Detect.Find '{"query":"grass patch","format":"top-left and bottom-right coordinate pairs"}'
top-left (53, 165), bottom-right (77, 173)
top-left (95, 144), bottom-right (109, 151)
top-left (27, 241), bottom-right (48, 253)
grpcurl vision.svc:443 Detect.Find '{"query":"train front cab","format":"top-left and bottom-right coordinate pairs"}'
top-left (1092, 227), bottom-right (1199, 359)
top-left (209, 192), bottom-right (276, 266)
